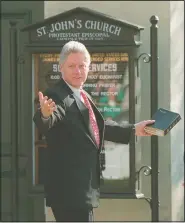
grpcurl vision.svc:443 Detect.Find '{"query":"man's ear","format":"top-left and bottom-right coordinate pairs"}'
top-left (60, 64), bottom-right (63, 73)
top-left (87, 62), bottom-right (91, 71)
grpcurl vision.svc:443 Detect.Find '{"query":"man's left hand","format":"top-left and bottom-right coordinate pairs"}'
top-left (134, 120), bottom-right (155, 136)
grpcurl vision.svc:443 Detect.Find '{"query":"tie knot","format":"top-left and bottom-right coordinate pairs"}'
top-left (80, 90), bottom-right (90, 107)
top-left (80, 89), bottom-right (85, 95)
top-left (80, 89), bottom-right (87, 99)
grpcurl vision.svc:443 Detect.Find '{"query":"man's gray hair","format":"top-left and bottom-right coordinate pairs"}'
top-left (59, 41), bottom-right (91, 65)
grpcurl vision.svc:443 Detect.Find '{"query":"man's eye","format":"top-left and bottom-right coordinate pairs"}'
top-left (79, 65), bottom-right (84, 68)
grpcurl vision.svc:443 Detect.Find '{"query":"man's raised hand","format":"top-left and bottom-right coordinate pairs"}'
top-left (39, 91), bottom-right (56, 118)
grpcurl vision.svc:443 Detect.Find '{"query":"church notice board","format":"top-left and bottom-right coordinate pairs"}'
top-left (33, 52), bottom-right (131, 193)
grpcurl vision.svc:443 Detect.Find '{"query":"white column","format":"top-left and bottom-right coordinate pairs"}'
top-left (170, 1), bottom-right (184, 221)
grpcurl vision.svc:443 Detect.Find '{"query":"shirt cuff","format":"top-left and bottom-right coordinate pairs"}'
top-left (41, 115), bottom-right (50, 120)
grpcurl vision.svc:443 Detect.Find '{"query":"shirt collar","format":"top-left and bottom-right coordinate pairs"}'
top-left (64, 80), bottom-right (81, 99)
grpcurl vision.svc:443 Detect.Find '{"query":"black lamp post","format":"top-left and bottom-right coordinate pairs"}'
top-left (137, 15), bottom-right (160, 221)
top-left (150, 15), bottom-right (159, 222)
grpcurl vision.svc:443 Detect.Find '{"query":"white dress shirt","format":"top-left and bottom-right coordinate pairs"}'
top-left (64, 80), bottom-right (84, 103)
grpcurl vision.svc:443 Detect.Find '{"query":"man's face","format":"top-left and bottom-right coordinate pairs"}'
top-left (60, 52), bottom-right (90, 89)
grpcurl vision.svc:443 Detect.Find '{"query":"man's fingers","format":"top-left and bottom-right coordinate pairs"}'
top-left (39, 91), bottom-right (49, 106)
top-left (48, 105), bottom-right (56, 113)
top-left (38, 91), bottom-right (43, 102)
top-left (43, 96), bottom-right (48, 101)
top-left (144, 120), bottom-right (155, 125)
top-left (44, 99), bottom-right (55, 107)
top-left (49, 102), bottom-right (55, 107)
top-left (41, 96), bottom-right (48, 106)
top-left (46, 102), bottom-right (55, 109)
top-left (44, 101), bottom-right (56, 111)
top-left (146, 120), bottom-right (155, 123)
top-left (47, 99), bottom-right (53, 104)
top-left (39, 92), bottom-right (48, 102)
top-left (38, 91), bottom-right (55, 114)
top-left (145, 132), bottom-right (153, 136)
top-left (46, 99), bottom-right (55, 107)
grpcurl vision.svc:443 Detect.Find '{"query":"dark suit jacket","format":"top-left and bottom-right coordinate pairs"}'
top-left (33, 79), bottom-right (134, 209)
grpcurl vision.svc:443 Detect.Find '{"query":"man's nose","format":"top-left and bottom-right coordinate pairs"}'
top-left (74, 65), bottom-right (81, 74)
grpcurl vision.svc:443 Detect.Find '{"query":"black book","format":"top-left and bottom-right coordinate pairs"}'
top-left (144, 108), bottom-right (181, 136)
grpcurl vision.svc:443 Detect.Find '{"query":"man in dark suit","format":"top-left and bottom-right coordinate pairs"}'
top-left (33, 41), bottom-right (155, 222)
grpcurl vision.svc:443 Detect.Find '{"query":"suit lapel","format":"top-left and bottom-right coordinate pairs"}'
top-left (73, 94), bottom-right (100, 148)
top-left (72, 93), bottom-right (89, 131)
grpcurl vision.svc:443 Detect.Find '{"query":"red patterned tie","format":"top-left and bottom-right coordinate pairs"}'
top-left (80, 90), bottom-right (100, 147)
